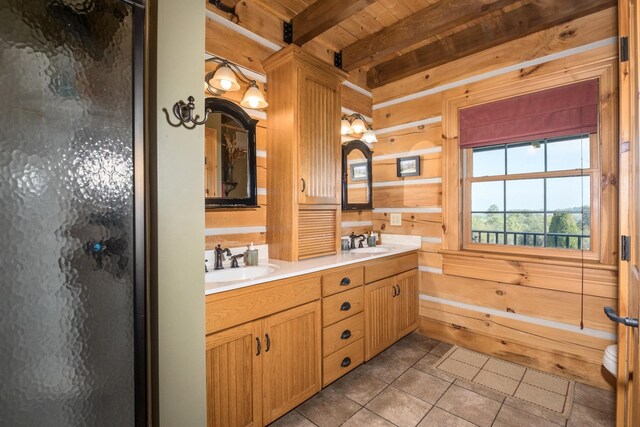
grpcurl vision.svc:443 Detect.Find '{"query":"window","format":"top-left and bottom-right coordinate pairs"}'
top-left (464, 135), bottom-right (595, 252)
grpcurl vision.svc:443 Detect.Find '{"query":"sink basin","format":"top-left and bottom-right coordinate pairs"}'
top-left (205, 264), bottom-right (278, 283)
top-left (349, 247), bottom-right (391, 254)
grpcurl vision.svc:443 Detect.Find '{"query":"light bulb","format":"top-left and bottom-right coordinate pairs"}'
top-left (341, 119), bottom-right (352, 135)
top-left (241, 84), bottom-right (268, 109)
top-left (351, 118), bottom-right (366, 134)
top-left (248, 97), bottom-right (260, 109)
top-left (362, 129), bottom-right (378, 143)
top-left (220, 79), bottom-right (232, 90)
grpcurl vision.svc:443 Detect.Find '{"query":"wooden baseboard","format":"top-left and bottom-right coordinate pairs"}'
top-left (418, 316), bottom-right (615, 390)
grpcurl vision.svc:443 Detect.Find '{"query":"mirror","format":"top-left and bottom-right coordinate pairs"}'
top-left (342, 140), bottom-right (373, 211)
top-left (204, 98), bottom-right (258, 207)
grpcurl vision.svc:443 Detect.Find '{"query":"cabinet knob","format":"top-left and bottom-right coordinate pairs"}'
top-left (341, 330), bottom-right (352, 340)
top-left (340, 302), bottom-right (351, 311)
top-left (340, 277), bottom-right (351, 287)
top-left (341, 357), bottom-right (352, 368)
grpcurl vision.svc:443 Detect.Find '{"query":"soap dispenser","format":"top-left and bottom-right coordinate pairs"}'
top-left (244, 242), bottom-right (259, 266)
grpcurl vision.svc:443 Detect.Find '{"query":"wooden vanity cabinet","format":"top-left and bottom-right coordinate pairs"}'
top-left (364, 260), bottom-right (419, 360)
top-left (263, 45), bottom-right (347, 261)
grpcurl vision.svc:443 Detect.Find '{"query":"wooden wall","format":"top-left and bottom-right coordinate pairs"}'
top-left (370, 8), bottom-right (619, 389)
top-left (203, 2), bottom-right (373, 249)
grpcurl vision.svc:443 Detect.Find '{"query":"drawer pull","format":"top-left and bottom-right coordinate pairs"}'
top-left (265, 333), bottom-right (271, 352)
top-left (256, 337), bottom-right (261, 356)
top-left (341, 357), bottom-right (352, 368)
top-left (341, 330), bottom-right (352, 340)
top-left (340, 277), bottom-right (351, 287)
top-left (392, 286), bottom-right (397, 297)
top-left (397, 285), bottom-right (401, 296)
top-left (340, 302), bottom-right (351, 311)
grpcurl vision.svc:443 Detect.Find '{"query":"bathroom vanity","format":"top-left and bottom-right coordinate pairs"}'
top-left (204, 245), bottom-right (419, 426)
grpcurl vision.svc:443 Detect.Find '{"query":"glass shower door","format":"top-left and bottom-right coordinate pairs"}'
top-left (0, 0), bottom-right (146, 425)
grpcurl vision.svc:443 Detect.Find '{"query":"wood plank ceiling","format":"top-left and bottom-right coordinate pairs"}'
top-left (209, 0), bottom-right (616, 90)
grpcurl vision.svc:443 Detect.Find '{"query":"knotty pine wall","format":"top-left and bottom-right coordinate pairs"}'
top-left (203, 5), bottom-right (373, 250)
top-left (371, 8), bottom-right (619, 389)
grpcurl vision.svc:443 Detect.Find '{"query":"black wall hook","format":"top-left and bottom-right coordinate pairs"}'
top-left (163, 96), bottom-right (213, 129)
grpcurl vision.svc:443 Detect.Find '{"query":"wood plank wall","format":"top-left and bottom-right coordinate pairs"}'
top-left (370, 8), bottom-right (619, 389)
top-left (203, 5), bottom-right (373, 249)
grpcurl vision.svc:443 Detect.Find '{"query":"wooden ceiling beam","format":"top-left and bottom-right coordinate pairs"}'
top-left (291, 0), bottom-right (377, 46)
top-left (342, 0), bottom-right (521, 71)
top-left (367, 0), bottom-right (616, 88)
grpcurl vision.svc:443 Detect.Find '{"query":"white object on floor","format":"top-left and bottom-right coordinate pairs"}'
top-left (603, 344), bottom-right (617, 377)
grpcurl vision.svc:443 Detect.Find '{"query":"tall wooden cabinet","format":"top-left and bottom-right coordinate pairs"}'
top-left (263, 45), bottom-right (347, 261)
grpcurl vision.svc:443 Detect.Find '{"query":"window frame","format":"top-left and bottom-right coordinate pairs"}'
top-left (461, 134), bottom-right (601, 260)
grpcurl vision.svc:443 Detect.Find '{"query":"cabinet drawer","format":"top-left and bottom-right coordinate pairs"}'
top-left (205, 276), bottom-right (321, 334)
top-left (323, 339), bottom-right (364, 386)
top-left (322, 266), bottom-right (364, 297)
top-left (365, 252), bottom-right (418, 283)
top-left (322, 287), bottom-right (363, 327)
top-left (323, 312), bottom-right (364, 357)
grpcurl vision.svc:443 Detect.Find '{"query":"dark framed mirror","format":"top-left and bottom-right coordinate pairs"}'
top-left (342, 140), bottom-right (373, 211)
top-left (204, 98), bottom-right (258, 207)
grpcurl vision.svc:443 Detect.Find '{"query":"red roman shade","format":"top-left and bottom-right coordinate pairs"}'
top-left (459, 79), bottom-right (599, 148)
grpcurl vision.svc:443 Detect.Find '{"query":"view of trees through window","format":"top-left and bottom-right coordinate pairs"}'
top-left (468, 136), bottom-right (591, 250)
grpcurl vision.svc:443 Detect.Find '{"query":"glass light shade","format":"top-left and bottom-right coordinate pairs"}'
top-left (211, 64), bottom-right (241, 92)
top-left (350, 118), bottom-right (367, 134)
top-left (362, 129), bottom-right (378, 143)
top-left (341, 119), bottom-right (352, 135)
top-left (241, 85), bottom-right (268, 109)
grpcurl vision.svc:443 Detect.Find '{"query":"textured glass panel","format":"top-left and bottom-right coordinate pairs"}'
top-left (0, 1), bottom-right (135, 425)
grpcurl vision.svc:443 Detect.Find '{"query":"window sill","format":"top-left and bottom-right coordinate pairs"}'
top-left (439, 247), bottom-right (616, 270)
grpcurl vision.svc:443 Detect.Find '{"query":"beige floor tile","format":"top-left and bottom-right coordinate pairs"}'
top-left (341, 408), bottom-right (395, 427)
top-left (366, 386), bottom-right (432, 427)
top-left (449, 348), bottom-right (489, 368)
top-left (413, 354), bottom-right (456, 383)
top-left (522, 370), bottom-right (570, 395)
top-left (359, 354), bottom-right (411, 384)
top-left (493, 404), bottom-right (561, 427)
top-left (473, 370), bottom-right (519, 395)
top-left (453, 378), bottom-right (506, 403)
top-left (382, 340), bottom-right (429, 365)
top-left (483, 358), bottom-right (526, 381)
top-left (513, 383), bottom-right (566, 413)
top-left (417, 407), bottom-right (476, 427)
top-left (296, 389), bottom-right (360, 427)
top-left (435, 384), bottom-right (502, 427)
top-left (430, 342), bottom-right (453, 357)
top-left (399, 332), bottom-right (440, 353)
top-left (328, 369), bottom-right (387, 406)
top-left (392, 368), bottom-right (451, 404)
top-left (436, 358), bottom-right (480, 381)
top-left (573, 382), bottom-right (616, 414)
top-left (269, 411), bottom-right (317, 427)
top-left (567, 403), bottom-right (615, 427)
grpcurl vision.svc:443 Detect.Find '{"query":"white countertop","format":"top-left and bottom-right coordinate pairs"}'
top-left (204, 243), bottom-right (420, 295)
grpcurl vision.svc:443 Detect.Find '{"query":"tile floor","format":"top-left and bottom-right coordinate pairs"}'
top-left (270, 332), bottom-right (615, 427)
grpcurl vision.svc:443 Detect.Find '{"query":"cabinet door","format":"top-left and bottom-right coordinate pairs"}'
top-left (298, 72), bottom-right (341, 205)
top-left (206, 321), bottom-right (263, 427)
top-left (395, 269), bottom-right (419, 339)
top-left (364, 277), bottom-right (397, 360)
top-left (262, 300), bottom-right (322, 424)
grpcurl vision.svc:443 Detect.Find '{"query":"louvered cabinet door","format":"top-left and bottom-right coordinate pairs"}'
top-left (205, 321), bottom-right (263, 427)
top-left (262, 301), bottom-right (322, 424)
top-left (298, 73), bottom-right (341, 205)
top-left (394, 269), bottom-right (419, 339)
top-left (298, 207), bottom-right (338, 259)
top-left (364, 277), bottom-right (396, 361)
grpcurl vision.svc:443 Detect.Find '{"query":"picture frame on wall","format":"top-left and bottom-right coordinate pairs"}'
top-left (350, 162), bottom-right (369, 181)
top-left (397, 156), bottom-right (421, 177)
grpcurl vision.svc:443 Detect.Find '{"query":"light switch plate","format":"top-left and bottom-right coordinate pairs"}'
top-left (390, 213), bottom-right (402, 226)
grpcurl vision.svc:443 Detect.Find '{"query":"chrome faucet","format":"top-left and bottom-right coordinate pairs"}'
top-left (214, 244), bottom-right (232, 270)
top-left (349, 232), bottom-right (366, 249)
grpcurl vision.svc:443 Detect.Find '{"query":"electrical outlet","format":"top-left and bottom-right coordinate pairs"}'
top-left (390, 213), bottom-right (402, 226)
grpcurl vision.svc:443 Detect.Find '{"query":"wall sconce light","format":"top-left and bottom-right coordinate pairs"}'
top-left (341, 113), bottom-right (377, 143)
top-left (205, 56), bottom-right (268, 109)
